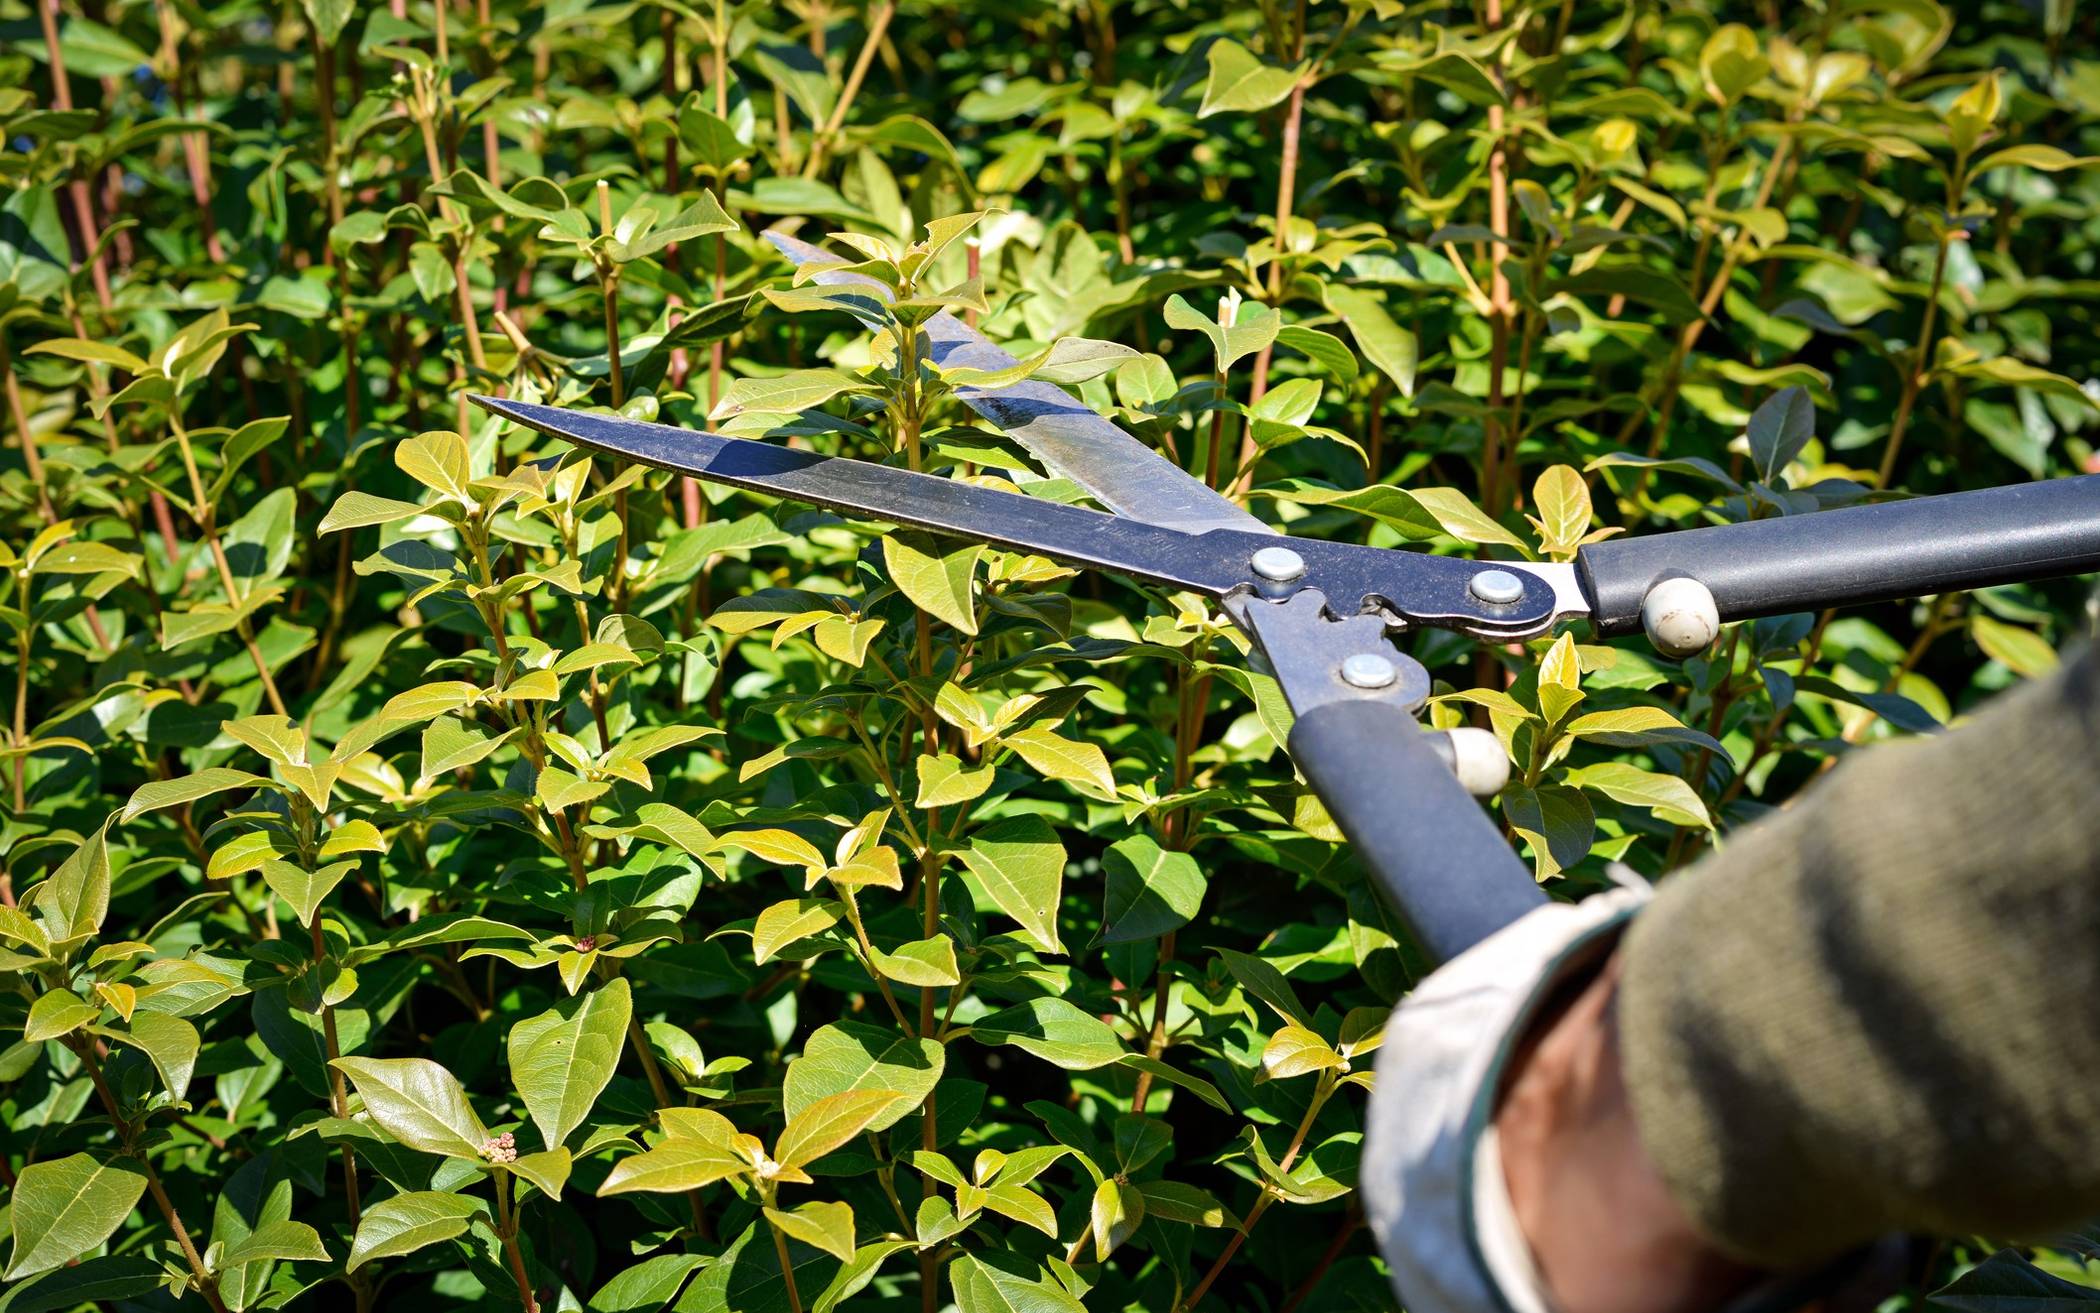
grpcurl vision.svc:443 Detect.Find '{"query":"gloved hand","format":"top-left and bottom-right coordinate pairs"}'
top-left (1360, 880), bottom-right (1652, 1313)
top-left (1362, 879), bottom-right (1905, 1313)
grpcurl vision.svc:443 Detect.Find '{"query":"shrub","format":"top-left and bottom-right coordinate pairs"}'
top-left (0, 1), bottom-right (2094, 1310)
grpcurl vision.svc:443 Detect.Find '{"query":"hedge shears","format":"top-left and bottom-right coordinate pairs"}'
top-left (475, 231), bottom-right (2100, 963)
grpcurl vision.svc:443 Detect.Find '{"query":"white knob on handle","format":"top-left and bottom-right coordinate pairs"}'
top-left (1641, 576), bottom-right (1720, 658)
top-left (1441, 728), bottom-right (1511, 798)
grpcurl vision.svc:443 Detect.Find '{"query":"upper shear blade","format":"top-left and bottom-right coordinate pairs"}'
top-left (470, 395), bottom-right (1259, 600)
top-left (766, 230), bottom-right (1272, 539)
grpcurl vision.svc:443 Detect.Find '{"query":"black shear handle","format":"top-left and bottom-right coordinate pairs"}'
top-left (1288, 700), bottom-right (1546, 964)
top-left (1577, 475), bottom-right (2100, 636)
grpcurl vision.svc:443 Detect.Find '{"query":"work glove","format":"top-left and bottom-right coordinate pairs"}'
top-left (1360, 878), bottom-right (1910, 1313)
top-left (1360, 879), bottom-right (1648, 1313)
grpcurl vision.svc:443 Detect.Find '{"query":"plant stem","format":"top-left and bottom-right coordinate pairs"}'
top-left (0, 337), bottom-right (56, 524)
top-left (70, 1038), bottom-right (230, 1313)
top-left (406, 69), bottom-right (490, 387)
top-left (839, 888), bottom-right (914, 1033)
top-left (767, 1213), bottom-right (807, 1313)
top-left (153, 0), bottom-right (228, 265)
top-left (38, 0), bottom-right (115, 307)
top-left (1278, 1198), bottom-right (1362, 1312)
top-left (166, 409), bottom-right (290, 716)
top-left (1232, 71), bottom-right (1308, 495)
top-left (1620, 132), bottom-right (1796, 491)
top-left (1478, 0), bottom-right (1516, 515)
top-left (597, 184), bottom-right (634, 615)
top-left (12, 581), bottom-right (31, 813)
top-left (493, 1170), bottom-right (540, 1313)
top-left (1877, 230), bottom-right (1953, 488)
top-left (1716, 610), bottom-right (1831, 808)
top-left (290, 798), bottom-right (365, 1237)
top-left (803, 0), bottom-right (895, 176)
top-left (894, 327), bottom-right (947, 1313)
top-left (1182, 1070), bottom-right (1336, 1310)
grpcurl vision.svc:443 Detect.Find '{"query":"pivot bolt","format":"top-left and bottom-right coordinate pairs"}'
top-left (1340, 653), bottom-right (1398, 689)
top-left (1468, 569), bottom-right (1526, 606)
top-left (1250, 546), bottom-right (1307, 582)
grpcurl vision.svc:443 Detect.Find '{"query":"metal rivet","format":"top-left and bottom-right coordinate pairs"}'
top-left (1468, 568), bottom-right (1526, 606)
top-left (1340, 653), bottom-right (1398, 689)
top-left (1249, 546), bottom-right (1307, 582)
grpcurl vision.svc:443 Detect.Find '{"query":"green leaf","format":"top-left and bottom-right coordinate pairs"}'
top-left (752, 898), bottom-right (842, 963)
top-left (1100, 835), bottom-right (1205, 943)
top-left (1274, 325), bottom-right (1360, 387)
top-left (1746, 386), bottom-right (1815, 482)
top-left (1929, 1248), bottom-right (2100, 1310)
top-left (1002, 724), bottom-right (1114, 798)
top-left (1547, 266), bottom-right (1702, 324)
top-left (2, 1154), bottom-right (148, 1281)
top-left (320, 491), bottom-right (429, 534)
top-left (1198, 39), bottom-right (1302, 117)
top-left (1971, 616), bottom-right (2059, 679)
top-left (950, 1253), bottom-right (1087, 1313)
top-left (1403, 487), bottom-right (1533, 556)
top-left (119, 1011), bottom-right (200, 1100)
top-left (330, 1057), bottom-right (490, 1159)
top-left (1163, 293), bottom-right (1281, 373)
top-left (883, 533), bottom-right (983, 635)
top-left (301, 0), bottom-right (355, 46)
top-left (1089, 1178), bottom-right (1145, 1259)
top-left (586, 1252), bottom-right (710, 1311)
top-left (971, 997), bottom-right (1124, 1070)
top-left (509, 1147), bottom-right (573, 1200)
top-left (1261, 1024), bottom-right (1344, 1078)
top-left (396, 431), bottom-right (473, 501)
top-left (783, 1021), bottom-right (944, 1134)
top-left (710, 368), bottom-right (876, 420)
top-left (261, 858), bottom-right (355, 927)
top-left (0, 1253), bottom-right (164, 1312)
top-left (1116, 1055), bottom-right (1232, 1111)
top-left (1216, 948), bottom-right (1316, 1029)
top-left (1699, 24), bottom-right (1768, 105)
top-left (218, 1219), bottom-right (331, 1267)
top-left (24, 337), bottom-right (149, 374)
top-left (957, 815), bottom-right (1066, 954)
top-left (510, 979), bottom-right (632, 1152)
top-left (615, 191), bottom-right (738, 260)
top-left (24, 989), bottom-right (97, 1042)
top-left (1529, 465), bottom-right (1593, 557)
top-left (1971, 144), bottom-right (2100, 174)
top-left (346, 1191), bottom-right (482, 1273)
top-left (600, 1139), bottom-right (751, 1195)
top-left (381, 681), bottom-right (481, 724)
top-left (537, 765), bottom-right (610, 812)
top-left (33, 824), bottom-right (111, 942)
top-left (421, 716), bottom-right (515, 778)
top-left (1562, 762), bottom-right (1713, 830)
top-left (56, 18), bottom-right (152, 78)
top-left (1323, 285), bottom-right (1418, 396)
top-left (868, 935), bottom-right (960, 987)
top-left (1137, 1180), bottom-right (1233, 1227)
top-left (915, 753), bottom-right (995, 807)
top-left (765, 1201), bottom-right (856, 1263)
top-left (776, 1089), bottom-right (907, 1169)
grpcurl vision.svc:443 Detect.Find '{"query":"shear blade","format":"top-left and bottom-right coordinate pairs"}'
top-left (471, 395), bottom-right (1270, 600)
top-left (766, 230), bottom-right (1271, 539)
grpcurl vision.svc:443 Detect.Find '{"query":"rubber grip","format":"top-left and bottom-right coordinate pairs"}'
top-left (1576, 476), bottom-right (2100, 636)
top-left (1287, 701), bottom-right (1545, 964)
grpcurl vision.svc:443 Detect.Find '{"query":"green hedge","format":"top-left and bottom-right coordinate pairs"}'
top-left (0, 1), bottom-right (2094, 1310)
